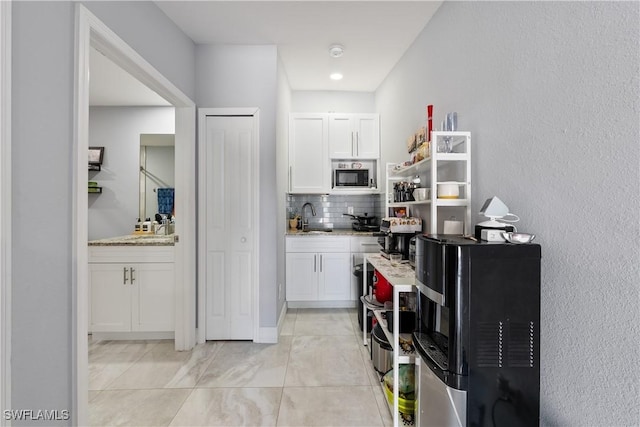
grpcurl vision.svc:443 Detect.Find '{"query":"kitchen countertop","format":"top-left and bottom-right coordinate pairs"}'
top-left (286, 228), bottom-right (380, 236)
top-left (88, 234), bottom-right (175, 246)
top-left (365, 253), bottom-right (415, 286)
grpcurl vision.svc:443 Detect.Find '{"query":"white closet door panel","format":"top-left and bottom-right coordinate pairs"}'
top-left (205, 115), bottom-right (255, 340)
top-left (206, 251), bottom-right (227, 339)
top-left (206, 129), bottom-right (226, 247)
top-left (230, 250), bottom-right (253, 339)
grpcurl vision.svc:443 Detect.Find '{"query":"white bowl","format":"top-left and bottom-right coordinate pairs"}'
top-left (437, 182), bottom-right (459, 199)
top-left (502, 232), bottom-right (535, 244)
top-left (412, 188), bottom-right (429, 201)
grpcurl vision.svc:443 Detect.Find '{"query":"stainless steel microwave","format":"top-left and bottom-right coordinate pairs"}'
top-left (334, 168), bottom-right (370, 188)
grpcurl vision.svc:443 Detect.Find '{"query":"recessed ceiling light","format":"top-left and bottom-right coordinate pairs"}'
top-left (329, 45), bottom-right (344, 58)
top-left (330, 73), bottom-right (343, 81)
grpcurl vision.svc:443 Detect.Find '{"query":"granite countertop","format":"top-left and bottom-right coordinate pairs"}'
top-left (286, 228), bottom-right (379, 236)
top-left (88, 234), bottom-right (175, 246)
top-left (365, 253), bottom-right (415, 286)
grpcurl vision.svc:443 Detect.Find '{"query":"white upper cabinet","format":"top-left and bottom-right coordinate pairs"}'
top-left (329, 114), bottom-right (380, 159)
top-left (288, 113), bottom-right (330, 194)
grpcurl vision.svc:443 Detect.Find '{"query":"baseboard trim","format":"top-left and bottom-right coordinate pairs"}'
top-left (254, 303), bottom-right (288, 344)
top-left (277, 301), bottom-right (288, 335)
top-left (287, 300), bottom-right (356, 309)
top-left (255, 326), bottom-right (278, 344)
top-left (90, 331), bottom-right (174, 341)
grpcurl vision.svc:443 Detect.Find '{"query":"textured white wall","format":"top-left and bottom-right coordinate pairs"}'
top-left (11, 1), bottom-right (195, 420)
top-left (88, 107), bottom-right (175, 240)
top-left (376, 2), bottom-right (639, 425)
top-left (195, 44), bottom-right (279, 327)
top-left (276, 55), bottom-right (292, 319)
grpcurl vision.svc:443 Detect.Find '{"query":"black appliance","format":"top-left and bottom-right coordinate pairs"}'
top-left (344, 213), bottom-right (380, 232)
top-left (408, 236), bottom-right (417, 267)
top-left (378, 232), bottom-right (416, 260)
top-left (353, 263), bottom-right (374, 332)
top-left (334, 168), bottom-right (369, 187)
top-left (413, 234), bottom-right (541, 427)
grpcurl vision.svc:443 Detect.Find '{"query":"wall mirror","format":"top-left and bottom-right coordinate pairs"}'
top-left (139, 133), bottom-right (175, 221)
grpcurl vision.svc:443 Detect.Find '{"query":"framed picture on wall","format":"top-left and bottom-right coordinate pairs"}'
top-left (88, 146), bottom-right (104, 170)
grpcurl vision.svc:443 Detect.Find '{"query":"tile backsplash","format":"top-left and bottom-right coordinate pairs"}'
top-left (287, 193), bottom-right (384, 229)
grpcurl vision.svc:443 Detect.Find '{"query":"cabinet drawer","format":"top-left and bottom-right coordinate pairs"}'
top-left (89, 246), bottom-right (175, 263)
top-left (350, 236), bottom-right (380, 253)
top-left (286, 236), bottom-right (350, 253)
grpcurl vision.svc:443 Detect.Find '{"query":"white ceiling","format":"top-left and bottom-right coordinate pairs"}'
top-left (90, 1), bottom-right (442, 105)
top-left (89, 47), bottom-right (170, 106)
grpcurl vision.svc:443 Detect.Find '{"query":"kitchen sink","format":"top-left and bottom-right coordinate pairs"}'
top-left (302, 228), bottom-right (333, 234)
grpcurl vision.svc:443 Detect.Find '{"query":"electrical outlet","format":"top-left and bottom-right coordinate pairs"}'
top-left (347, 206), bottom-right (354, 215)
top-left (279, 282), bottom-right (283, 295)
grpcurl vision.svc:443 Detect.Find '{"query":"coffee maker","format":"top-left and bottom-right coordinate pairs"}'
top-left (378, 232), bottom-right (416, 260)
top-left (377, 217), bottom-right (422, 260)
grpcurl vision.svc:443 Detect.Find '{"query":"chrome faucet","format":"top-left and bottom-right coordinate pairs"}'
top-left (155, 217), bottom-right (171, 235)
top-left (301, 202), bottom-right (316, 231)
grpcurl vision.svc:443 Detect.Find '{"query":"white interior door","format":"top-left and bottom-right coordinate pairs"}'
top-left (204, 115), bottom-right (255, 340)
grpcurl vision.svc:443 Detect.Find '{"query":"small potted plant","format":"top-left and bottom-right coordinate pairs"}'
top-left (288, 209), bottom-right (299, 229)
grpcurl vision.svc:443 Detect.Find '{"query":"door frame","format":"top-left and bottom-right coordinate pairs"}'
top-left (74, 5), bottom-right (196, 425)
top-left (197, 108), bottom-right (261, 344)
top-left (0, 1), bottom-right (11, 423)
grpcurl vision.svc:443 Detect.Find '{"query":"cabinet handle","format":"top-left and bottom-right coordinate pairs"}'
top-left (351, 132), bottom-right (355, 156)
top-left (320, 254), bottom-right (323, 272)
top-left (356, 132), bottom-right (360, 156)
top-left (289, 166), bottom-right (292, 192)
top-left (130, 268), bottom-right (135, 284)
top-left (123, 267), bottom-right (128, 284)
top-left (314, 255), bottom-right (317, 272)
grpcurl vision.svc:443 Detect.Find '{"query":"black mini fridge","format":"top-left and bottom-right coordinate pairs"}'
top-left (413, 235), bottom-right (541, 427)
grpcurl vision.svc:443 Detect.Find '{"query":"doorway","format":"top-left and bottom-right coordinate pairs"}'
top-left (74, 5), bottom-right (196, 425)
top-left (197, 109), bottom-right (260, 342)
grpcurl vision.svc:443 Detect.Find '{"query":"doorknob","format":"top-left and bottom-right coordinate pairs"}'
top-left (241, 237), bottom-right (247, 243)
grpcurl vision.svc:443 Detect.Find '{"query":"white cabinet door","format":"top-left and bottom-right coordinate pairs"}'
top-left (286, 252), bottom-right (318, 301)
top-left (289, 114), bottom-right (329, 193)
top-left (132, 263), bottom-right (175, 332)
top-left (328, 114), bottom-right (354, 158)
top-left (90, 261), bottom-right (175, 333)
top-left (89, 264), bottom-right (131, 332)
top-left (318, 252), bottom-right (351, 301)
top-left (328, 114), bottom-right (379, 159)
top-left (354, 114), bottom-right (380, 159)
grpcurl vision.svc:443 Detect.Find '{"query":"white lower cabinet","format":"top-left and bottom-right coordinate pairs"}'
top-left (286, 236), bottom-right (351, 305)
top-left (285, 252), bottom-right (318, 301)
top-left (317, 252), bottom-right (351, 300)
top-left (89, 246), bottom-right (175, 334)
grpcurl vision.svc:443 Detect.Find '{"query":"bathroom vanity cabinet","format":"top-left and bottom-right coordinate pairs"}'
top-left (88, 243), bottom-right (175, 339)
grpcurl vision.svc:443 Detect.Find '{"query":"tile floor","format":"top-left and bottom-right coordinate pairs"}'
top-left (89, 308), bottom-right (394, 426)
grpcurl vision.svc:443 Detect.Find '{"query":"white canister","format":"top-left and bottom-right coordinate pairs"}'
top-left (437, 182), bottom-right (460, 199)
